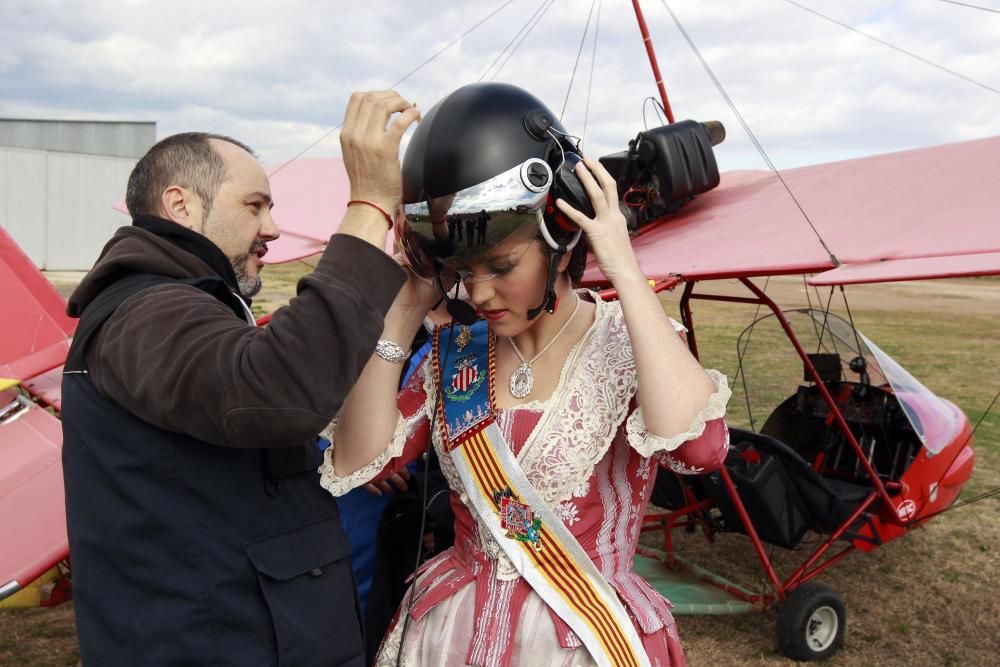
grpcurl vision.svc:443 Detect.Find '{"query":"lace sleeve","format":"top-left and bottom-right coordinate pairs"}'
top-left (318, 412), bottom-right (411, 496)
top-left (625, 369), bottom-right (730, 457)
top-left (317, 357), bottom-right (433, 497)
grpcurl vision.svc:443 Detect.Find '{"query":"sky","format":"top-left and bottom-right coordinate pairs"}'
top-left (2, 0), bottom-right (998, 172)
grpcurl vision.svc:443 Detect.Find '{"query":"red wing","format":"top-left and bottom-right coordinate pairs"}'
top-left (0, 386), bottom-right (67, 598)
top-left (263, 157), bottom-right (394, 261)
top-left (581, 136), bottom-right (1000, 286)
top-left (0, 226), bottom-right (74, 382)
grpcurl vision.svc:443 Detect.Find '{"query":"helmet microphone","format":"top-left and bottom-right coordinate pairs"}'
top-left (447, 298), bottom-right (478, 326)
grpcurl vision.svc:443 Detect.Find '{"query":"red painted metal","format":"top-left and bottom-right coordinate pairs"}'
top-left (789, 544), bottom-right (856, 589)
top-left (718, 467), bottom-right (786, 599)
top-left (679, 282), bottom-right (700, 360)
top-left (686, 279), bottom-right (898, 514)
top-left (0, 227), bottom-right (75, 382)
top-left (0, 386), bottom-right (67, 601)
top-left (596, 277), bottom-right (680, 301)
top-left (736, 278), bottom-right (898, 514)
top-left (784, 493), bottom-right (878, 589)
top-left (579, 137), bottom-right (1000, 287)
top-left (630, 0), bottom-right (675, 123)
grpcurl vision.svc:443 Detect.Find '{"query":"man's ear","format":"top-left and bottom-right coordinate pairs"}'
top-left (160, 186), bottom-right (204, 232)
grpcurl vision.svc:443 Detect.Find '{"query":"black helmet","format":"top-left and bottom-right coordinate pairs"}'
top-left (397, 82), bottom-right (593, 318)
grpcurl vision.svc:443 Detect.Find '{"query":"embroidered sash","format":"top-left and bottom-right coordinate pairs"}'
top-left (433, 322), bottom-right (649, 667)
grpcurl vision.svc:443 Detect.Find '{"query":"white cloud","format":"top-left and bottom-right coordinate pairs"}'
top-left (0, 0), bottom-right (997, 172)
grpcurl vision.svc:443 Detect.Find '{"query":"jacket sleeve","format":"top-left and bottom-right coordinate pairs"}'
top-left (86, 234), bottom-right (406, 448)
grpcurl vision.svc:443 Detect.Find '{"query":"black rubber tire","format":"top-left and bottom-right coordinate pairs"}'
top-left (775, 582), bottom-right (846, 661)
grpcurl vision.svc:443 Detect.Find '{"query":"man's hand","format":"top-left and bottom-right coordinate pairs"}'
top-left (340, 91), bottom-right (421, 214)
top-left (363, 467), bottom-right (411, 497)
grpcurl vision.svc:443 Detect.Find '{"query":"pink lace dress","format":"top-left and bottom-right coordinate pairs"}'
top-left (320, 295), bottom-right (730, 667)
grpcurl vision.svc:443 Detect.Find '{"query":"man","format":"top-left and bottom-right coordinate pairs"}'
top-left (464, 213), bottom-right (475, 247)
top-left (61, 91), bottom-right (419, 666)
top-left (476, 208), bottom-right (489, 245)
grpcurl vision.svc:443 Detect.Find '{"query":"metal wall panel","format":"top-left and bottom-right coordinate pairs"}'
top-left (0, 147), bottom-right (47, 266)
top-left (45, 153), bottom-right (134, 270)
top-left (0, 119), bottom-right (155, 159)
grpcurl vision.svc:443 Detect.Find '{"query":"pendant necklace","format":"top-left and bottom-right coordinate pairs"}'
top-left (508, 295), bottom-right (581, 399)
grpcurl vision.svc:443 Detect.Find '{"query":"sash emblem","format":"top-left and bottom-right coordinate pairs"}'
top-left (455, 324), bottom-right (473, 351)
top-left (495, 487), bottom-right (543, 551)
top-left (445, 353), bottom-right (485, 402)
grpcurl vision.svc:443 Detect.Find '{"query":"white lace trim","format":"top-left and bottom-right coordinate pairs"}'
top-left (420, 360), bottom-right (438, 423)
top-left (317, 412), bottom-right (409, 497)
top-left (517, 295), bottom-right (638, 506)
top-left (625, 369), bottom-right (731, 457)
top-left (375, 607), bottom-right (409, 667)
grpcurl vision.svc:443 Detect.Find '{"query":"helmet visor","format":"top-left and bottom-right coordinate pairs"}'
top-left (396, 158), bottom-right (552, 279)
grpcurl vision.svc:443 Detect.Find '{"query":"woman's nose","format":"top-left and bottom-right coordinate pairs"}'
top-left (465, 278), bottom-right (494, 307)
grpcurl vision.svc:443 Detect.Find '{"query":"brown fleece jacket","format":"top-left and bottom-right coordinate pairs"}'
top-left (67, 226), bottom-right (405, 449)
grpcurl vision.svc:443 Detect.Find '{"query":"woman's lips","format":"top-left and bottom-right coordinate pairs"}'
top-left (482, 309), bottom-right (507, 321)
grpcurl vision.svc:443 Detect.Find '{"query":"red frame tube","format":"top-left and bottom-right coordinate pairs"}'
top-left (784, 493), bottom-right (877, 589)
top-left (659, 277), bottom-right (906, 606)
top-left (631, 0), bottom-right (676, 123)
top-left (735, 278), bottom-right (897, 513)
top-left (718, 467), bottom-right (786, 599)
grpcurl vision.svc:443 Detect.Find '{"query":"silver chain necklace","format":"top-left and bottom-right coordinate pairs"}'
top-left (508, 295), bottom-right (581, 399)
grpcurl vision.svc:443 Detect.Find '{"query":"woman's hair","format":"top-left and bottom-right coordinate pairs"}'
top-left (535, 228), bottom-right (589, 285)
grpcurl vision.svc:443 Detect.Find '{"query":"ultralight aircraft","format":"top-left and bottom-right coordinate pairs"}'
top-left (1, 1), bottom-right (998, 663)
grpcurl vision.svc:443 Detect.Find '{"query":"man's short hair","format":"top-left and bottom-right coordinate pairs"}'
top-left (125, 132), bottom-right (256, 220)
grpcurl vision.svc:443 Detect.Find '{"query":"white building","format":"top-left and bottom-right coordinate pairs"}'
top-left (0, 118), bottom-right (155, 270)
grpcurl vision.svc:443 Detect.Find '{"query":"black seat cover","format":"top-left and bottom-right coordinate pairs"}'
top-left (726, 428), bottom-right (872, 539)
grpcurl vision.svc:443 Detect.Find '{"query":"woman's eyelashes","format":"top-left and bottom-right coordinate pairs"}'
top-left (490, 264), bottom-right (515, 276)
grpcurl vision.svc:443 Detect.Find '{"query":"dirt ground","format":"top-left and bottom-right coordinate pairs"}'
top-left (5, 269), bottom-right (998, 666)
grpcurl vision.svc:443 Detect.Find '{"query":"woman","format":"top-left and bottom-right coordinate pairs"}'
top-left (321, 83), bottom-right (730, 667)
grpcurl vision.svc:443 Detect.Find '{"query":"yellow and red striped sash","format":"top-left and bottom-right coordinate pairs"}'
top-left (450, 424), bottom-right (648, 667)
top-left (432, 323), bottom-right (647, 666)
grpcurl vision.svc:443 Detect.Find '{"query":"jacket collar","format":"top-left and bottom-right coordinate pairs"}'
top-left (132, 215), bottom-right (248, 304)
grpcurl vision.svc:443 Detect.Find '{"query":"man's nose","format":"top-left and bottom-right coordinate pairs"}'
top-left (260, 210), bottom-right (280, 242)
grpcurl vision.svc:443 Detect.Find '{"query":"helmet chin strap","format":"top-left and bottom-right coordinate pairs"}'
top-left (527, 248), bottom-right (565, 321)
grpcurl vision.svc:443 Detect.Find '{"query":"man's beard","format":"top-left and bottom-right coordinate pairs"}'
top-left (231, 240), bottom-right (267, 298)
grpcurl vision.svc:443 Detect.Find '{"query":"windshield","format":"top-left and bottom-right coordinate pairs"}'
top-left (733, 309), bottom-right (961, 454)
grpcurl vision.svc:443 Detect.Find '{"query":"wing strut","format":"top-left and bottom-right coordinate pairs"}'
top-left (659, 0), bottom-right (840, 267)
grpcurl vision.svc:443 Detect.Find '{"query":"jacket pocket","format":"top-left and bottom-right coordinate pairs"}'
top-left (246, 517), bottom-right (364, 666)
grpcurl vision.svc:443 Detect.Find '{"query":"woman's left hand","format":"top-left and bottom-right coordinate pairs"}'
top-left (554, 157), bottom-right (642, 285)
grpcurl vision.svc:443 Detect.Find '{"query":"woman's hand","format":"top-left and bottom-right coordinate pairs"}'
top-left (392, 254), bottom-right (442, 315)
top-left (554, 157), bottom-right (642, 286)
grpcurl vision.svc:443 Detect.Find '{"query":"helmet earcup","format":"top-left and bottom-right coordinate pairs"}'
top-left (553, 151), bottom-right (596, 221)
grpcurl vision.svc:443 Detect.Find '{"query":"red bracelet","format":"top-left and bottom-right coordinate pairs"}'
top-left (347, 199), bottom-right (394, 230)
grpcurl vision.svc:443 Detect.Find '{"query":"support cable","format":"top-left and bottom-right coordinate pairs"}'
top-left (269, 0), bottom-right (516, 176)
top-left (660, 0), bottom-right (841, 267)
top-left (782, 0), bottom-right (1000, 96)
top-left (732, 276), bottom-right (771, 431)
top-left (480, 0), bottom-right (551, 82)
top-left (937, 0), bottom-right (1000, 13)
top-left (582, 0), bottom-right (603, 143)
top-left (560, 0), bottom-right (599, 121)
top-left (490, 0), bottom-right (556, 81)
top-left (906, 387), bottom-right (1000, 524)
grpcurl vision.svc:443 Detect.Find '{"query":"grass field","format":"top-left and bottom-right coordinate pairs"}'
top-left (2, 268), bottom-right (997, 666)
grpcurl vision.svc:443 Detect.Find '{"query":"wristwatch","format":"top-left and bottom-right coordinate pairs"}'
top-left (375, 339), bottom-right (409, 364)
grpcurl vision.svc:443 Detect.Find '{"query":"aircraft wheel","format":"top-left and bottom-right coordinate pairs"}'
top-left (775, 582), bottom-right (845, 661)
